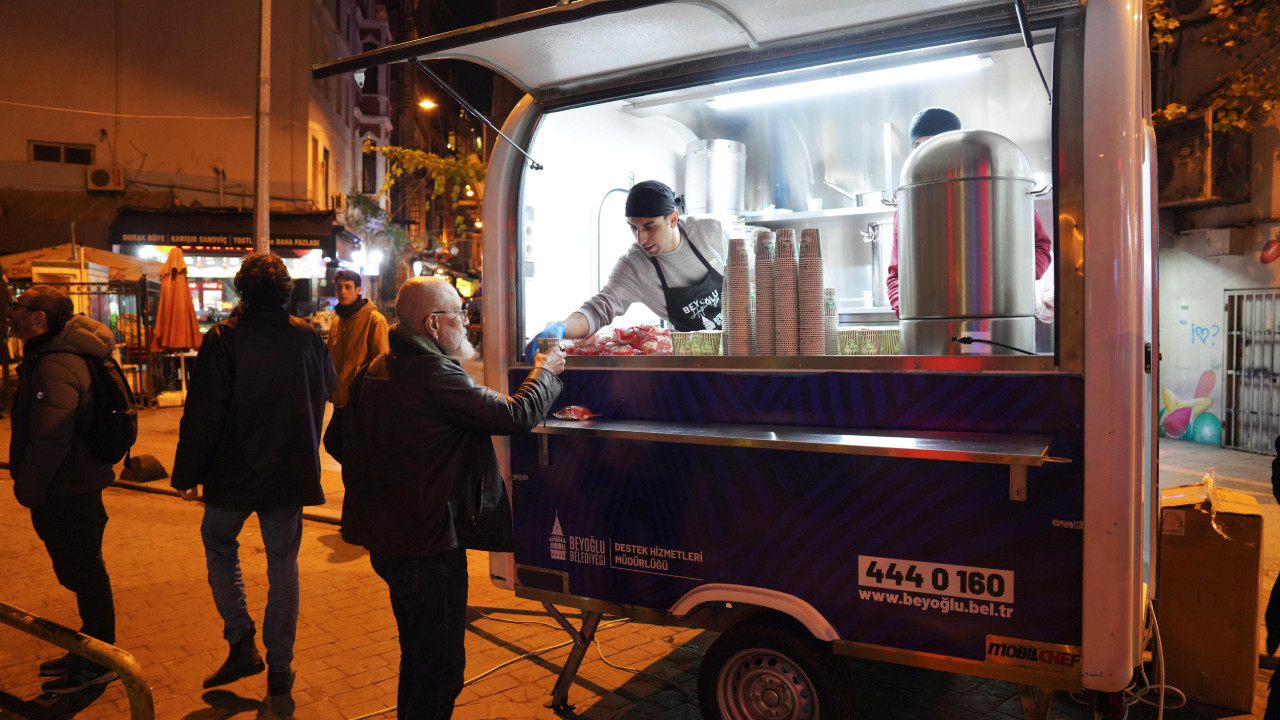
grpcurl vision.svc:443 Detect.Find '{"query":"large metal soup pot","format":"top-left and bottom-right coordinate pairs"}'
top-left (896, 129), bottom-right (1035, 322)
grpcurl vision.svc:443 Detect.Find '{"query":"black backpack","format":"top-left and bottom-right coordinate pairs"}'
top-left (47, 351), bottom-right (139, 464)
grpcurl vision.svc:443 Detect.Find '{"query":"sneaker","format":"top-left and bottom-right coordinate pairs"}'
top-left (41, 661), bottom-right (117, 694)
top-left (38, 652), bottom-right (77, 677)
top-left (267, 667), bottom-right (295, 695)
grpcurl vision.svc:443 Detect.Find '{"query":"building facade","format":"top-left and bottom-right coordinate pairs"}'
top-left (0, 0), bottom-right (396, 312)
top-left (1152, 1), bottom-right (1280, 453)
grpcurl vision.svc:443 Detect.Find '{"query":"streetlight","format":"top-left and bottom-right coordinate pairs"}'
top-left (418, 99), bottom-right (437, 110)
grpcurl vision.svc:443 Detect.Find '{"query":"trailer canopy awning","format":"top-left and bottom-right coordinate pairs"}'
top-left (313, 0), bottom-right (1078, 100)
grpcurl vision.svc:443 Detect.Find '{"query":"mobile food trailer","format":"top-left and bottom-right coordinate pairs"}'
top-left (315, 1), bottom-right (1158, 717)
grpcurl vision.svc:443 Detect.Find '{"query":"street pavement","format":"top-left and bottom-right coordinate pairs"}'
top-left (0, 391), bottom-right (1276, 719)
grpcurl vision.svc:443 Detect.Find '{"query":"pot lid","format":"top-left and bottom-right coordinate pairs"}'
top-left (899, 130), bottom-right (1033, 188)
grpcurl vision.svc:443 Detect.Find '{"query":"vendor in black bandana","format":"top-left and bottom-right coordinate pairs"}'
top-left (525, 180), bottom-right (729, 361)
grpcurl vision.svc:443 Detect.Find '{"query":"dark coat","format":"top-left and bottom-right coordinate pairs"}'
top-left (171, 304), bottom-right (336, 510)
top-left (10, 314), bottom-right (117, 508)
top-left (332, 324), bottom-right (561, 557)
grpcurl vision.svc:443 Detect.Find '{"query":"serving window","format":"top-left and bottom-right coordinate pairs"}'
top-left (517, 29), bottom-right (1058, 367)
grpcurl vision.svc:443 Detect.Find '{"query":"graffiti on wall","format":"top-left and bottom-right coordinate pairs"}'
top-left (1159, 370), bottom-right (1222, 445)
top-left (1190, 323), bottom-right (1220, 346)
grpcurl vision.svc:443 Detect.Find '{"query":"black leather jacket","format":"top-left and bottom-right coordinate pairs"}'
top-left (332, 324), bottom-right (561, 556)
top-left (172, 304), bottom-right (336, 510)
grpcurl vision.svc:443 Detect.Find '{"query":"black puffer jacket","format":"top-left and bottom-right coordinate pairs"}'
top-left (333, 324), bottom-right (561, 557)
top-left (10, 314), bottom-right (117, 508)
top-left (171, 304), bottom-right (336, 510)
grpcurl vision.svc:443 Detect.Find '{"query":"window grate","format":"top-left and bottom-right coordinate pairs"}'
top-left (1223, 288), bottom-right (1280, 453)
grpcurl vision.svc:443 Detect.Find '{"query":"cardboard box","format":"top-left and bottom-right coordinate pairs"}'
top-left (1157, 482), bottom-right (1262, 713)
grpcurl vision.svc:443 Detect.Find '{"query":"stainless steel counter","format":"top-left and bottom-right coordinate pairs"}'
top-left (551, 355), bottom-right (1056, 372)
top-left (537, 418), bottom-right (1057, 465)
top-left (533, 418), bottom-right (1069, 499)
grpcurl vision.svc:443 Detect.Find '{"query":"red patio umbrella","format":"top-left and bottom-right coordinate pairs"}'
top-left (151, 247), bottom-right (202, 353)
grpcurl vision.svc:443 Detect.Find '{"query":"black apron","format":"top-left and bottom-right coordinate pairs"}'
top-left (648, 224), bottom-right (724, 332)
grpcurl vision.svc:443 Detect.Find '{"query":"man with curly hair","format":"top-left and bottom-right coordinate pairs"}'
top-left (172, 253), bottom-right (336, 696)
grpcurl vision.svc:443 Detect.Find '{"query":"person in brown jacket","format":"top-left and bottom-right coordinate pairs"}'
top-left (327, 269), bottom-right (388, 406)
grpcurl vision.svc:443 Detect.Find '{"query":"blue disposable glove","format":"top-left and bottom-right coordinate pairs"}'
top-left (524, 322), bottom-right (567, 363)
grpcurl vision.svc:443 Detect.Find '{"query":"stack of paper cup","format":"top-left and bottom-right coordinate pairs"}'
top-left (753, 231), bottom-right (776, 355)
top-left (798, 229), bottom-right (826, 356)
top-left (880, 328), bottom-right (901, 355)
top-left (823, 288), bottom-right (838, 355)
top-left (723, 236), bottom-right (754, 355)
top-left (774, 229), bottom-right (799, 355)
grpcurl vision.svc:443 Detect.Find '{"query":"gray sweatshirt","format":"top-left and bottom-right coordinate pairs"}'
top-left (576, 216), bottom-right (729, 335)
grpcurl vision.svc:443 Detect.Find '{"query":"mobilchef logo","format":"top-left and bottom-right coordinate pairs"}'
top-left (985, 635), bottom-right (1082, 674)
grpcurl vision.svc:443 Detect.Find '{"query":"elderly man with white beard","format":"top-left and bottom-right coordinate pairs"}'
top-left (326, 276), bottom-right (565, 720)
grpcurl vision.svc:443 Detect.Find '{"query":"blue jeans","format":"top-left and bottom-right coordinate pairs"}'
top-left (371, 548), bottom-right (468, 720)
top-left (200, 505), bottom-right (302, 672)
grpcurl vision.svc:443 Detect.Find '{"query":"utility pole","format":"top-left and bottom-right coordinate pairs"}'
top-left (253, 0), bottom-right (271, 254)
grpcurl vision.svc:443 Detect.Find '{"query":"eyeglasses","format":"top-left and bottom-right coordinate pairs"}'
top-left (431, 309), bottom-right (467, 319)
top-left (10, 302), bottom-right (34, 312)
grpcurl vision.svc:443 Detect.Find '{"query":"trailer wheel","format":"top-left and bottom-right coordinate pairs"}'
top-left (698, 623), bottom-right (855, 720)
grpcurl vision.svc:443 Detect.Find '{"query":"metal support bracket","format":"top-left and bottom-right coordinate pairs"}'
top-left (1012, 0), bottom-right (1052, 103)
top-left (1016, 684), bottom-right (1055, 720)
top-left (413, 60), bottom-right (543, 170)
top-left (539, 434), bottom-right (551, 466)
top-left (543, 603), bottom-right (603, 711)
top-left (1009, 465), bottom-right (1028, 501)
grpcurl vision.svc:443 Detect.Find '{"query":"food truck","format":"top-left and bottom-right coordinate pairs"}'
top-left (315, 0), bottom-right (1157, 717)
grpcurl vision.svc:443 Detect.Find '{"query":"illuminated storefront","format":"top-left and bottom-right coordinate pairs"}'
top-left (110, 207), bottom-right (346, 313)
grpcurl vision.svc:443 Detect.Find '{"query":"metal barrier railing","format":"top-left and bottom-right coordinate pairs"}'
top-left (0, 600), bottom-right (153, 719)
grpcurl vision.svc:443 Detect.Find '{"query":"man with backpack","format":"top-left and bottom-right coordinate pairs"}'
top-left (8, 284), bottom-right (121, 694)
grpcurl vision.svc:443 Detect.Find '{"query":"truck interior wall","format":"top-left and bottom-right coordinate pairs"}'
top-left (521, 102), bottom-right (695, 337)
top-left (672, 42), bottom-right (1057, 212)
top-left (518, 34), bottom-right (1057, 341)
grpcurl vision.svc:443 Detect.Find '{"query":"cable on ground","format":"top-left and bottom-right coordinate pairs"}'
top-left (1067, 597), bottom-right (1186, 719)
top-left (344, 608), bottom-right (700, 719)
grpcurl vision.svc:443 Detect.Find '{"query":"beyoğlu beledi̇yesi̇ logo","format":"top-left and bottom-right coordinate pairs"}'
top-left (549, 515), bottom-right (607, 566)
top-left (550, 513), bottom-right (704, 577)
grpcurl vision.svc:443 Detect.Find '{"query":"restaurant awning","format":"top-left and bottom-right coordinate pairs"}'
top-left (0, 243), bottom-right (165, 282)
top-left (110, 207), bottom-right (342, 257)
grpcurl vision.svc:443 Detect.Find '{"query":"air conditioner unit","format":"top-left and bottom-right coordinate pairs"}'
top-left (1156, 109), bottom-right (1251, 209)
top-left (1169, 0), bottom-right (1214, 22)
top-left (86, 165), bottom-right (125, 192)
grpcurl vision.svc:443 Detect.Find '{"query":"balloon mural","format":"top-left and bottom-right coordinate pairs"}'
top-left (1261, 237), bottom-right (1280, 264)
top-left (1158, 370), bottom-right (1222, 445)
